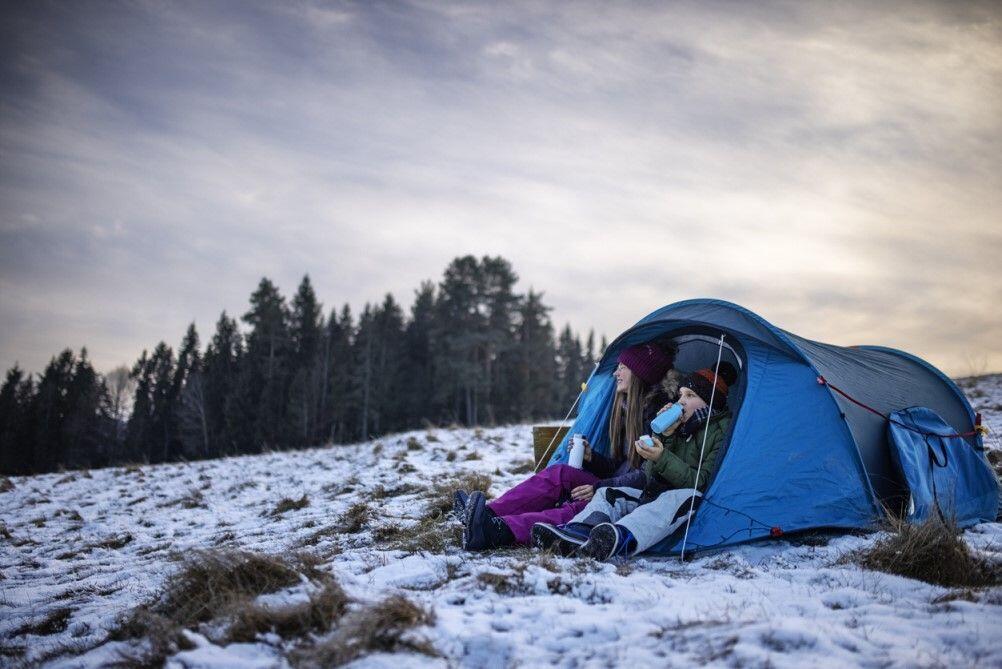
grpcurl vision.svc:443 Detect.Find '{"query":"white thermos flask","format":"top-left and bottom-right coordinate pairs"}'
top-left (568, 433), bottom-right (586, 469)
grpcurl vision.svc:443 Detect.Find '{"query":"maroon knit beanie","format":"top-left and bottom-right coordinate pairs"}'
top-left (616, 343), bottom-right (674, 386)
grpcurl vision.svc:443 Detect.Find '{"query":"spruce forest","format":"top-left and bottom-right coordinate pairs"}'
top-left (0, 256), bottom-right (603, 475)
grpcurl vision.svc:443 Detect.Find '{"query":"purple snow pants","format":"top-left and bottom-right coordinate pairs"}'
top-left (487, 464), bottom-right (601, 544)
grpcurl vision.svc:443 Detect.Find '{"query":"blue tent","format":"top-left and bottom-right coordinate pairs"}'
top-left (549, 299), bottom-right (997, 555)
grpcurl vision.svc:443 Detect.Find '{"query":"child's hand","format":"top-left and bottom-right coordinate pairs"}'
top-left (570, 485), bottom-right (595, 501)
top-left (656, 402), bottom-right (674, 414)
top-left (635, 436), bottom-right (664, 461)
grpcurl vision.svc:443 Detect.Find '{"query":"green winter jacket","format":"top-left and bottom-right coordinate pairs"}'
top-left (644, 411), bottom-right (730, 492)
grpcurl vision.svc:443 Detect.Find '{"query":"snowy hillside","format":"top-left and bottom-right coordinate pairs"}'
top-left (2, 376), bottom-right (1001, 668)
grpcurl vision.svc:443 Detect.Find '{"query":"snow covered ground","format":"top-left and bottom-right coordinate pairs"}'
top-left (2, 376), bottom-right (1001, 668)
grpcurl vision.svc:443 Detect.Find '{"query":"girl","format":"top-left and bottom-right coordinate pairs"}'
top-left (461, 339), bottom-right (681, 551)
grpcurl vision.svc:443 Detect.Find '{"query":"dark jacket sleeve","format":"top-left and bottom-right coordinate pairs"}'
top-left (584, 450), bottom-right (618, 478)
top-left (602, 467), bottom-right (648, 490)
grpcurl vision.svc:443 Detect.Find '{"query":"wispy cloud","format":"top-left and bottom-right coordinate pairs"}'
top-left (1, 0), bottom-right (1000, 376)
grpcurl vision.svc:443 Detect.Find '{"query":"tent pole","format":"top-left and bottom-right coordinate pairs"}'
top-left (680, 333), bottom-right (725, 561)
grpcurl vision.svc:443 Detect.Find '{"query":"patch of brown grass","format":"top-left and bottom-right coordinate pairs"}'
top-left (112, 549), bottom-right (320, 665)
top-left (507, 460), bottom-right (535, 475)
top-left (114, 551), bottom-right (302, 636)
top-left (0, 477), bottom-right (15, 493)
top-left (856, 516), bottom-right (1001, 588)
top-left (376, 517), bottom-right (461, 553)
top-left (270, 494), bottom-right (310, 516)
top-left (12, 607), bottom-right (74, 637)
top-left (159, 488), bottom-right (206, 510)
top-left (371, 483), bottom-right (422, 499)
top-left (422, 472), bottom-right (492, 521)
top-left (291, 595), bottom-right (436, 667)
top-left (92, 533), bottom-right (133, 550)
top-left (339, 502), bottom-right (371, 533)
top-left (227, 580), bottom-right (349, 643)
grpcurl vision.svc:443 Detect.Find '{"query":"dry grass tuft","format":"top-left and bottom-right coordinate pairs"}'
top-left (160, 488), bottom-right (207, 510)
top-left (423, 472), bottom-right (492, 521)
top-left (292, 595), bottom-right (436, 667)
top-left (227, 580), bottom-right (349, 643)
top-left (371, 483), bottom-right (422, 499)
top-left (13, 607), bottom-right (74, 637)
top-left (92, 533), bottom-right (133, 550)
top-left (0, 477), bottom-right (15, 493)
top-left (856, 516), bottom-right (1001, 588)
top-left (339, 502), bottom-right (371, 533)
top-left (270, 494), bottom-right (310, 516)
top-left (112, 549), bottom-right (322, 665)
top-left (406, 436), bottom-right (423, 451)
top-left (507, 460), bottom-right (535, 475)
top-left (376, 517), bottom-right (461, 553)
top-left (149, 550), bottom-right (302, 628)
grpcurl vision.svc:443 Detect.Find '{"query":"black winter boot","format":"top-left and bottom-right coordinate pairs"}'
top-left (463, 491), bottom-right (515, 550)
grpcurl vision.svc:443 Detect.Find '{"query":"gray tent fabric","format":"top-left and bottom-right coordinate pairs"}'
top-left (784, 332), bottom-right (977, 508)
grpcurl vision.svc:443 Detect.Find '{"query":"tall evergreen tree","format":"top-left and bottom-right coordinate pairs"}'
top-left (31, 349), bottom-right (76, 472)
top-left (125, 350), bottom-right (154, 463)
top-left (147, 342), bottom-right (176, 463)
top-left (170, 324), bottom-right (201, 459)
top-left (556, 324), bottom-right (584, 413)
top-left (231, 278), bottom-right (291, 451)
top-left (432, 256), bottom-right (482, 424)
top-left (0, 366), bottom-right (30, 474)
top-left (480, 257), bottom-right (520, 424)
top-left (322, 304), bottom-right (354, 443)
top-left (203, 311), bottom-right (242, 457)
top-left (402, 281), bottom-right (436, 426)
top-left (287, 275), bottom-right (323, 447)
top-left (514, 291), bottom-right (558, 421)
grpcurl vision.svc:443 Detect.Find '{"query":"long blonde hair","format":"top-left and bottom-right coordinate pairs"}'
top-left (608, 373), bottom-right (647, 468)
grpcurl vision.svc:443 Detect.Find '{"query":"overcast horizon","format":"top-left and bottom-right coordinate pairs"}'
top-left (2, 0), bottom-right (1001, 379)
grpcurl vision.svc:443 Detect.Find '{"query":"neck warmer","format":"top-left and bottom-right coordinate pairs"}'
top-left (680, 406), bottom-right (714, 439)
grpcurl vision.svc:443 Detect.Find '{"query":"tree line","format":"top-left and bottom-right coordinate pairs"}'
top-left (0, 255), bottom-right (604, 475)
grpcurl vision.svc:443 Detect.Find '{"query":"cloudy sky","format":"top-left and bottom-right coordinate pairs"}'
top-left (2, 0), bottom-right (1000, 379)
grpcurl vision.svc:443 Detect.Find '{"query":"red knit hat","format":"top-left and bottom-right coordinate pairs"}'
top-left (616, 343), bottom-right (674, 386)
top-left (684, 362), bottom-right (738, 410)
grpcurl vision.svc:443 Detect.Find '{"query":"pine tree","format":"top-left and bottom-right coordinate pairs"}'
top-left (204, 311), bottom-right (242, 457)
top-left (232, 278), bottom-right (291, 451)
top-left (323, 304), bottom-right (354, 443)
top-left (515, 291), bottom-right (558, 421)
top-left (402, 281), bottom-right (436, 426)
top-left (433, 256), bottom-right (483, 424)
top-left (0, 365), bottom-right (29, 474)
top-left (287, 276), bottom-right (323, 447)
top-left (370, 293), bottom-right (406, 434)
top-left (125, 350), bottom-right (154, 463)
top-left (480, 256), bottom-right (520, 424)
top-left (556, 324), bottom-right (584, 413)
top-left (171, 324), bottom-right (202, 459)
top-left (31, 349), bottom-right (76, 472)
top-left (147, 342), bottom-right (176, 463)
